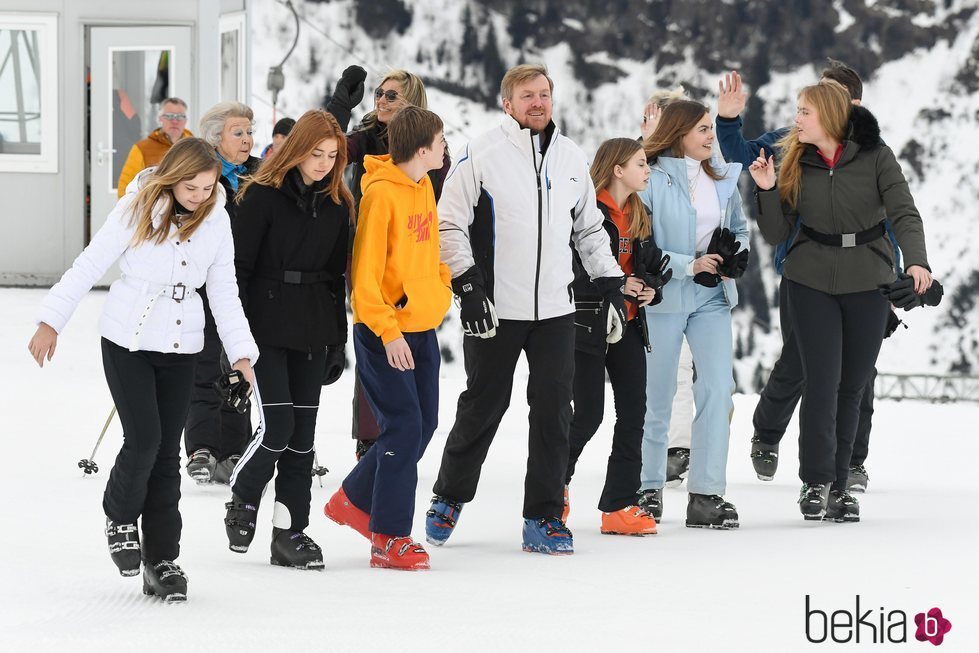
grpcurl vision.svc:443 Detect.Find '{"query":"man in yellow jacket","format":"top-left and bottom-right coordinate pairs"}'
top-left (324, 105), bottom-right (451, 572)
top-left (115, 97), bottom-right (193, 197)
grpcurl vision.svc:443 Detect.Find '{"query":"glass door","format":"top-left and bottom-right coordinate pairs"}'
top-left (88, 26), bottom-right (191, 248)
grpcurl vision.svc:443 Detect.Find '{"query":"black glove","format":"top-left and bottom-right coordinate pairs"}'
top-left (332, 65), bottom-right (367, 110)
top-left (453, 267), bottom-right (498, 338)
top-left (694, 227), bottom-right (724, 287)
top-left (633, 242), bottom-right (673, 307)
top-left (714, 227), bottom-right (748, 279)
top-left (324, 65), bottom-right (367, 131)
top-left (593, 275), bottom-right (627, 343)
top-left (214, 370), bottom-right (250, 414)
top-left (879, 274), bottom-right (944, 311)
top-left (883, 310), bottom-right (905, 339)
top-left (322, 344), bottom-right (346, 385)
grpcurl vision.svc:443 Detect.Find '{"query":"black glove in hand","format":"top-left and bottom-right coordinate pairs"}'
top-left (331, 65), bottom-right (367, 111)
top-left (633, 251), bottom-right (672, 307)
top-left (718, 248), bottom-right (749, 279)
top-left (593, 276), bottom-right (627, 344)
top-left (322, 344), bottom-right (346, 385)
top-left (453, 267), bottom-right (498, 338)
top-left (214, 370), bottom-right (250, 414)
top-left (694, 270), bottom-right (721, 287)
top-left (879, 274), bottom-right (944, 311)
top-left (714, 227), bottom-right (748, 279)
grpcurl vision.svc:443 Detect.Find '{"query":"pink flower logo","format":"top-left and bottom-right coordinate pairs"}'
top-left (914, 607), bottom-right (952, 646)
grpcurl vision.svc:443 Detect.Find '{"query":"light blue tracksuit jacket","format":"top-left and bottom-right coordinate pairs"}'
top-left (636, 155), bottom-right (749, 496)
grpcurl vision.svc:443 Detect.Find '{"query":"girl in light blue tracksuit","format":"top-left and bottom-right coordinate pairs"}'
top-left (637, 100), bottom-right (749, 530)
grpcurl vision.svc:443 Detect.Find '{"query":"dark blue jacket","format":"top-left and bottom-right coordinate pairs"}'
top-left (715, 114), bottom-right (901, 274)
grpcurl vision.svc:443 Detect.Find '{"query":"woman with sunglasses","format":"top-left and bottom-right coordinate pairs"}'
top-left (341, 70), bottom-right (452, 461)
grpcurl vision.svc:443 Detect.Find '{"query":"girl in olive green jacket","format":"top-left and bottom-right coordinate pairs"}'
top-left (750, 79), bottom-right (931, 523)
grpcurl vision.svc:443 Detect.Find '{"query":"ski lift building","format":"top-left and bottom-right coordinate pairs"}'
top-left (0, 0), bottom-right (254, 285)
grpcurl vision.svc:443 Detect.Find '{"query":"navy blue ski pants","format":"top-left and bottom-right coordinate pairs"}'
top-left (342, 325), bottom-right (440, 537)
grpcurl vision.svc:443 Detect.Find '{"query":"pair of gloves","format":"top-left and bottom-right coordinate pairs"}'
top-left (878, 273), bottom-right (944, 311)
top-left (453, 267), bottom-right (631, 344)
top-left (694, 227), bottom-right (749, 287)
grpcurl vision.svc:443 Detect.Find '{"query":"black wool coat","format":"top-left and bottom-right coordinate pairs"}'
top-left (233, 168), bottom-right (350, 352)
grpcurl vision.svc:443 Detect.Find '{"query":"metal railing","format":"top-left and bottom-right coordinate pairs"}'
top-left (875, 373), bottom-right (979, 403)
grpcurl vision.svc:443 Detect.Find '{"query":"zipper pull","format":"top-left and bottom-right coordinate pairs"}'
top-left (829, 168), bottom-right (834, 177)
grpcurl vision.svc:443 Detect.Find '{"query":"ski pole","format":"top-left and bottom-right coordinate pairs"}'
top-left (311, 450), bottom-right (328, 488)
top-left (78, 405), bottom-right (117, 476)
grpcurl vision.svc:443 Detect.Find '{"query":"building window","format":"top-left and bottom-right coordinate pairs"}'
top-left (0, 13), bottom-right (57, 173)
top-left (219, 12), bottom-right (246, 103)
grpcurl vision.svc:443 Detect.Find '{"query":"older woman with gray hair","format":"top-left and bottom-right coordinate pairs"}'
top-left (184, 101), bottom-right (262, 485)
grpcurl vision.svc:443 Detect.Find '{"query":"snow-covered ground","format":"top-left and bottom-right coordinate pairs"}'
top-left (1, 287), bottom-right (977, 652)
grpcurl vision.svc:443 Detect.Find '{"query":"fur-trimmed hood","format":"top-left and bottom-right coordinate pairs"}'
top-left (846, 104), bottom-right (882, 150)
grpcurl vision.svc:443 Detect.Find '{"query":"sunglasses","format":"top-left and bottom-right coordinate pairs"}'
top-left (161, 113), bottom-right (187, 121)
top-left (374, 88), bottom-right (400, 102)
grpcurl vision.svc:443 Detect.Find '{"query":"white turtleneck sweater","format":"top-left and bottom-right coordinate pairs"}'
top-left (685, 155), bottom-right (722, 276)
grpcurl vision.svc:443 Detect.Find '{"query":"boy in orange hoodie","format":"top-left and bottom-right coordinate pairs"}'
top-left (323, 106), bottom-right (452, 571)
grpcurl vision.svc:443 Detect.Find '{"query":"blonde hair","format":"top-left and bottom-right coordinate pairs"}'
top-left (645, 86), bottom-right (688, 109)
top-left (590, 138), bottom-right (651, 240)
top-left (360, 70), bottom-right (428, 131)
top-left (775, 79), bottom-right (851, 208)
top-left (127, 138), bottom-right (222, 246)
top-left (643, 100), bottom-right (723, 181)
top-left (500, 63), bottom-right (554, 101)
top-left (237, 110), bottom-right (354, 220)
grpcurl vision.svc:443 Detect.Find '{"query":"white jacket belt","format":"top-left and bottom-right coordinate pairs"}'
top-left (438, 115), bottom-right (622, 321)
top-left (36, 169), bottom-right (259, 364)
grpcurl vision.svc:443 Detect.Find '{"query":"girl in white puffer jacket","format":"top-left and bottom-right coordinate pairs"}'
top-left (27, 138), bottom-right (258, 603)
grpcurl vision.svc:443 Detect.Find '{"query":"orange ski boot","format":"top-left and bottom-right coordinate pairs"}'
top-left (324, 486), bottom-right (371, 540)
top-left (600, 505), bottom-right (658, 536)
top-left (561, 485), bottom-right (570, 523)
top-left (370, 533), bottom-right (431, 571)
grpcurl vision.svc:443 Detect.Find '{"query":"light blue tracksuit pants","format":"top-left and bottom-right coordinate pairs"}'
top-left (641, 284), bottom-right (734, 495)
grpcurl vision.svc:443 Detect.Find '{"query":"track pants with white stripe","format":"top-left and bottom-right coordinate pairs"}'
top-left (230, 344), bottom-right (325, 532)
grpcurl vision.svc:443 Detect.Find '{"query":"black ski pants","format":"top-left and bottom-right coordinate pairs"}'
top-left (184, 288), bottom-right (252, 461)
top-left (230, 344), bottom-right (324, 531)
top-left (433, 315), bottom-right (575, 520)
top-left (566, 319), bottom-right (646, 512)
top-left (101, 338), bottom-right (197, 563)
top-left (786, 281), bottom-right (889, 489)
top-left (753, 278), bottom-right (877, 466)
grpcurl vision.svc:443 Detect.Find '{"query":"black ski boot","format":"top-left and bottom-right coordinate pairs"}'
top-left (142, 560), bottom-right (188, 603)
top-left (665, 448), bottom-right (690, 488)
top-left (637, 488), bottom-right (663, 522)
top-left (270, 528), bottom-right (325, 570)
top-left (685, 494), bottom-right (739, 529)
top-left (799, 483), bottom-right (830, 520)
top-left (186, 448), bottom-right (216, 484)
top-left (846, 465), bottom-right (869, 493)
top-left (224, 495), bottom-right (258, 553)
top-left (212, 454), bottom-right (241, 485)
top-left (825, 489), bottom-right (860, 523)
top-left (750, 435), bottom-right (779, 481)
top-left (105, 518), bottom-right (141, 577)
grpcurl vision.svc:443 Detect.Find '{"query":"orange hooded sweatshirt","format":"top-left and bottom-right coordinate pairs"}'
top-left (352, 154), bottom-right (452, 344)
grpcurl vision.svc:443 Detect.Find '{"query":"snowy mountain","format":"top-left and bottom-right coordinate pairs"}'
top-left (249, 0), bottom-right (979, 385)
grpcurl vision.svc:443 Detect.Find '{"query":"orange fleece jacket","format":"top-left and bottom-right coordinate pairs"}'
top-left (351, 154), bottom-right (452, 344)
top-left (116, 128), bottom-right (193, 197)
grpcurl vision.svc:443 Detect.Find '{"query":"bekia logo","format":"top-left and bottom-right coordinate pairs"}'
top-left (914, 608), bottom-right (952, 646)
top-left (805, 596), bottom-right (952, 646)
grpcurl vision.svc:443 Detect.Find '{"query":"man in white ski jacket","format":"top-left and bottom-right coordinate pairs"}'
top-left (426, 64), bottom-right (627, 555)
